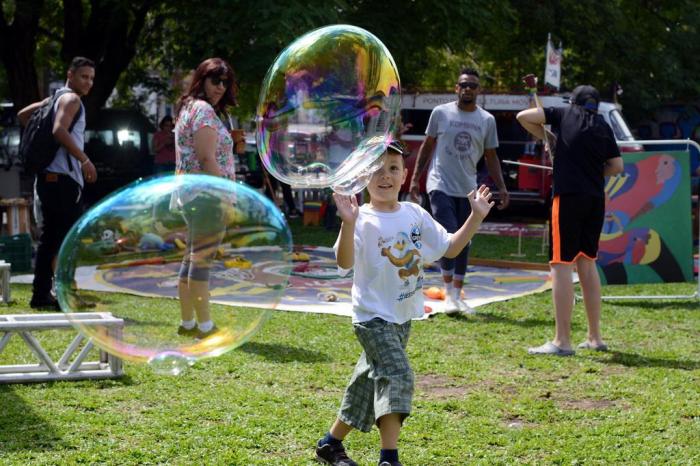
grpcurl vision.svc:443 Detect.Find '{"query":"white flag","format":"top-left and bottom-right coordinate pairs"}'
top-left (544, 34), bottom-right (562, 90)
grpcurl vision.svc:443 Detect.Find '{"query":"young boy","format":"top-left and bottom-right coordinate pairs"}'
top-left (315, 140), bottom-right (494, 466)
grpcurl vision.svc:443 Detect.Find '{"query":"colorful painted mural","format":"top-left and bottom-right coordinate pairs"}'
top-left (597, 151), bottom-right (693, 284)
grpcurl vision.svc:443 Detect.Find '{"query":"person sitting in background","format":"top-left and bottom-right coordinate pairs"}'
top-left (153, 115), bottom-right (176, 173)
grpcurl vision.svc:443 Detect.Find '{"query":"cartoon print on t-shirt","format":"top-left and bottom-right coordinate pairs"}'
top-left (446, 131), bottom-right (472, 160)
top-left (380, 232), bottom-right (422, 280)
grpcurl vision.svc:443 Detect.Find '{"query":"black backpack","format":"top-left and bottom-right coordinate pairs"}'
top-left (18, 88), bottom-right (83, 174)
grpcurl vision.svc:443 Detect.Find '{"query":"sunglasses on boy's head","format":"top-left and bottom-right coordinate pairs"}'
top-left (209, 76), bottom-right (230, 87)
top-left (458, 81), bottom-right (479, 89)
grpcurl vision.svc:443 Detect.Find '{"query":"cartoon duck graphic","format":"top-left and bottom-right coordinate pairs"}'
top-left (381, 232), bottom-right (421, 280)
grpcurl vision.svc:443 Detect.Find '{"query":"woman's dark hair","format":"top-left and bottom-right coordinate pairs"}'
top-left (159, 115), bottom-right (173, 129)
top-left (176, 57), bottom-right (238, 117)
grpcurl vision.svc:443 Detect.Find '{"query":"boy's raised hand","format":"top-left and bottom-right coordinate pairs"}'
top-left (468, 185), bottom-right (495, 220)
top-left (332, 193), bottom-right (359, 224)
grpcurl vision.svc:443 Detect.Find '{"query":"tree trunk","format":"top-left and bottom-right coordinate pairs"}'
top-left (62, 0), bottom-right (157, 120)
top-left (0, 0), bottom-right (157, 118)
top-left (0, 0), bottom-right (44, 109)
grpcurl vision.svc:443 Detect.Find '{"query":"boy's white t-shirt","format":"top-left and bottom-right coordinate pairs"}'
top-left (334, 202), bottom-right (452, 324)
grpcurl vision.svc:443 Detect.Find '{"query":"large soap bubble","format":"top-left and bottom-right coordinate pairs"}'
top-left (256, 24), bottom-right (401, 194)
top-left (55, 175), bottom-right (292, 375)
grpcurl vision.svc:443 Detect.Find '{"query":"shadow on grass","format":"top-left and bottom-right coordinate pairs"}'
top-left (595, 351), bottom-right (700, 371)
top-left (608, 300), bottom-right (700, 311)
top-left (0, 386), bottom-right (61, 452)
top-left (450, 312), bottom-right (552, 329)
top-left (240, 341), bottom-right (331, 363)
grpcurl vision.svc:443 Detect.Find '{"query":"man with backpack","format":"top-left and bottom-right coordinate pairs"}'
top-left (17, 56), bottom-right (97, 310)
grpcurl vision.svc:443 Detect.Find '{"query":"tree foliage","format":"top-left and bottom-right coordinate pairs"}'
top-left (0, 0), bottom-right (162, 117)
top-left (1, 0), bottom-right (698, 124)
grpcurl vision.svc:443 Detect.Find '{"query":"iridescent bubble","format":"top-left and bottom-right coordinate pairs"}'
top-left (256, 24), bottom-right (401, 194)
top-left (331, 155), bottom-right (386, 195)
top-left (55, 175), bottom-right (292, 375)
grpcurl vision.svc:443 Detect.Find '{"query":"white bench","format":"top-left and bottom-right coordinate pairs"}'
top-left (0, 312), bottom-right (124, 383)
top-left (0, 260), bottom-right (10, 304)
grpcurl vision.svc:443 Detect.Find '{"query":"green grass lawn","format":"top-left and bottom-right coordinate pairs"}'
top-left (1, 221), bottom-right (698, 465)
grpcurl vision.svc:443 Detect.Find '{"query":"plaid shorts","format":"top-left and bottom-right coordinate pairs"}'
top-left (338, 318), bottom-right (414, 432)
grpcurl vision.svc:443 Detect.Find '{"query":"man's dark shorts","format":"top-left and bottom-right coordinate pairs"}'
top-left (550, 193), bottom-right (605, 264)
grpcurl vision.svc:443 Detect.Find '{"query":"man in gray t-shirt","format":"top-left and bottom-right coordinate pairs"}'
top-left (409, 68), bottom-right (509, 314)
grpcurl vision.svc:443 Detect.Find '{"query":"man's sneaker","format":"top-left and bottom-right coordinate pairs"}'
top-left (315, 442), bottom-right (358, 466)
top-left (195, 325), bottom-right (219, 339)
top-left (30, 294), bottom-right (60, 311)
top-left (457, 299), bottom-right (477, 315)
top-left (379, 462), bottom-right (403, 466)
top-left (177, 325), bottom-right (198, 337)
top-left (443, 293), bottom-right (460, 315)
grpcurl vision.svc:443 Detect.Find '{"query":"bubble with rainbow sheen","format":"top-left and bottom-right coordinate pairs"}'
top-left (256, 24), bottom-right (401, 195)
top-left (55, 175), bottom-right (292, 375)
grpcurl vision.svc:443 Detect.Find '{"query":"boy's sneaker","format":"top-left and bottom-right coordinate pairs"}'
top-left (316, 442), bottom-right (358, 466)
top-left (443, 293), bottom-right (460, 315)
top-left (379, 462), bottom-right (403, 466)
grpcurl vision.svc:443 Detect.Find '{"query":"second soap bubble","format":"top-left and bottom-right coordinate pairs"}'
top-left (55, 175), bottom-right (292, 375)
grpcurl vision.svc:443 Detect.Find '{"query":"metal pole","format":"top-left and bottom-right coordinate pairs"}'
top-left (502, 159), bottom-right (552, 171)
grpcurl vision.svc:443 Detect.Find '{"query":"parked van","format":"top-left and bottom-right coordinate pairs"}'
top-left (399, 92), bottom-right (642, 208)
top-left (82, 108), bottom-right (156, 206)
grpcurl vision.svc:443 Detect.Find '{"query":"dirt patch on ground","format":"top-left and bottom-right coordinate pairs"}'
top-left (414, 374), bottom-right (474, 400)
top-left (415, 374), bottom-right (523, 401)
top-left (600, 365), bottom-right (628, 376)
top-left (555, 398), bottom-right (617, 410)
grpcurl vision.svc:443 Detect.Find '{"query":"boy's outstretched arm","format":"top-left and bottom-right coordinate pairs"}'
top-left (333, 193), bottom-right (359, 269)
top-left (444, 185), bottom-right (494, 258)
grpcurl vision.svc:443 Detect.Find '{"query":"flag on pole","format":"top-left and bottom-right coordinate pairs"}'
top-left (544, 33), bottom-right (562, 90)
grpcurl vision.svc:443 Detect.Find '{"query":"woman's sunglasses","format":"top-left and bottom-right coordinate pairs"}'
top-left (209, 76), bottom-right (231, 87)
top-left (458, 82), bottom-right (479, 89)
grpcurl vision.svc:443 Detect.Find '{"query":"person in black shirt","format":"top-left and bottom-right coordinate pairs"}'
top-left (517, 85), bottom-right (624, 356)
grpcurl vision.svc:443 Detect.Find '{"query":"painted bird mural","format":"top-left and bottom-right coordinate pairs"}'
top-left (597, 227), bottom-right (685, 284)
top-left (602, 154), bottom-right (682, 236)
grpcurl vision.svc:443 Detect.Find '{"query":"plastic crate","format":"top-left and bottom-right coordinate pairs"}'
top-left (0, 234), bottom-right (32, 273)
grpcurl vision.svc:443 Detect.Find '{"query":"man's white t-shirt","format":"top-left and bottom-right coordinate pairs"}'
top-left (425, 102), bottom-right (498, 197)
top-left (334, 202), bottom-right (451, 324)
